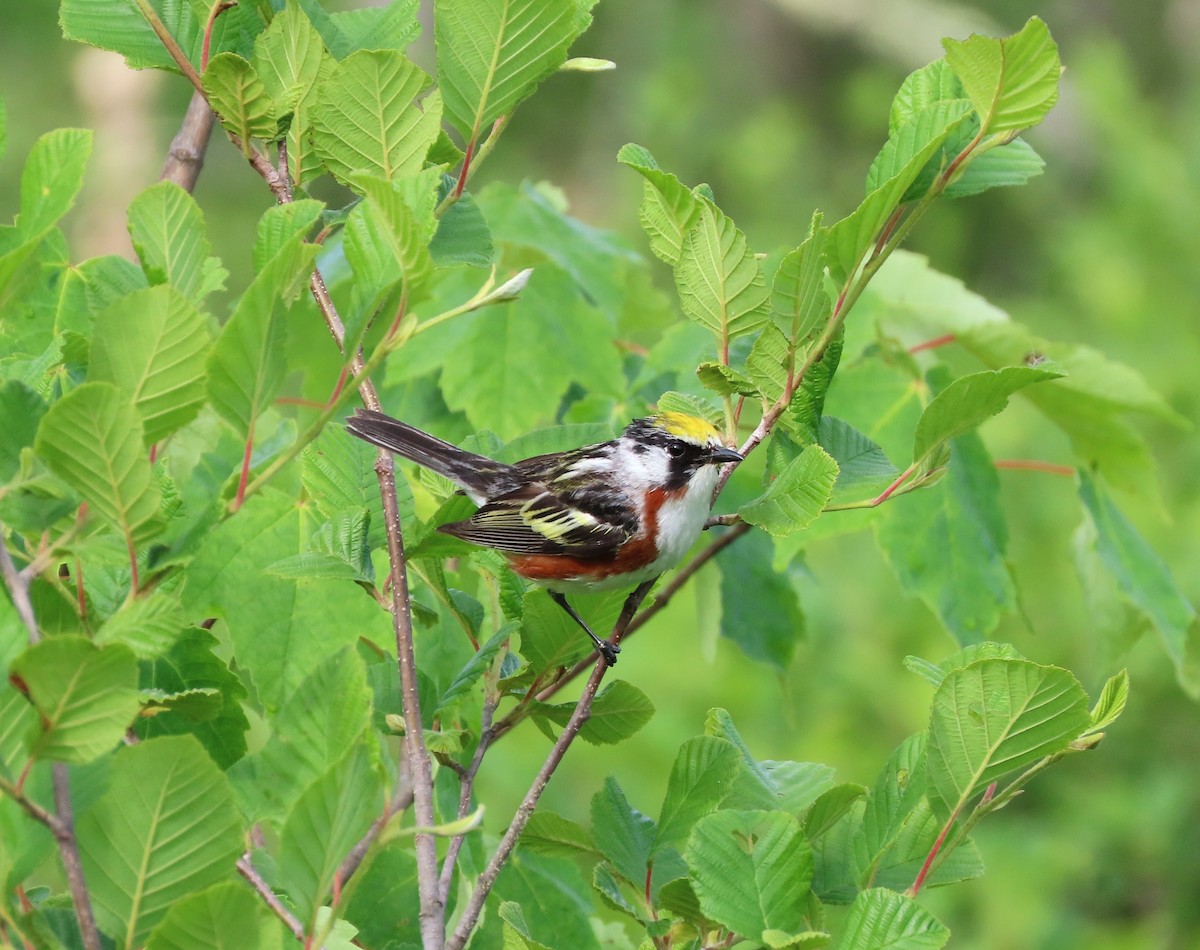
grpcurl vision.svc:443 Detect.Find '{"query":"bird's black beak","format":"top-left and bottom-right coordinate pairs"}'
top-left (709, 446), bottom-right (743, 465)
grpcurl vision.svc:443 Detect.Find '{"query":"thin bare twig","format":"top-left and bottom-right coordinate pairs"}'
top-left (335, 769), bottom-right (415, 889)
top-left (237, 853), bottom-right (307, 942)
top-left (0, 534), bottom-right (38, 643)
top-left (437, 699), bottom-right (496, 904)
top-left (52, 764), bottom-right (102, 950)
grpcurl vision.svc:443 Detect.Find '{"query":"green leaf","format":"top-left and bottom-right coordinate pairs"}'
top-left (818, 417), bottom-right (899, 502)
top-left (719, 528), bottom-right (804, 670)
top-left (697, 361), bottom-right (758, 397)
top-left (498, 902), bottom-right (554, 950)
top-left (201, 53), bottom-right (278, 147)
top-left (1078, 471), bottom-right (1197, 690)
top-left (207, 207), bottom-right (320, 439)
top-left (436, 625), bottom-right (512, 715)
top-left (35, 381), bottom-right (163, 545)
top-left (857, 733), bottom-right (927, 881)
top-left (228, 647), bottom-right (372, 822)
top-left (740, 445), bottom-right (839, 537)
top-left (875, 432), bottom-right (1014, 644)
top-left (436, 0), bottom-right (589, 141)
top-left (310, 50), bottom-right (441, 185)
top-left (804, 784), bottom-right (867, 840)
top-left (590, 776), bottom-right (656, 888)
top-left (94, 589), bottom-right (187, 658)
top-left (686, 809), bottom-right (812, 938)
top-left (521, 811), bottom-right (602, 861)
top-left (76, 735), bottom-right (244, 947)
top-left (867, 797), bottom-right (984, 893)
top-left (772, 214), bottom-right (830, 346)
top-left (833, 888), bottom-right (949, 950)
top-left (826, 123), bottom-right (968, 284)
top-left (10, 637), bottom-right (139, 763)
top-left (323, 0), bottom-right (421, 57)
top-left (182, 490), bottom-right (385, 713)
top-left (889, 59), bottom-right (964, 130)
top-left (61, 0), bottom-right (261, 74)
top-left (534, 679), bottom-right (655, 746)
top-left (17, 128), bottom-right (93, 239)
top-left (617, 143), bottom-right (703, 266)
top-left (674, 200), bottom-right (770, 344)
top-left (0, 380), bottom-right (45, 483)
top-left (706, 708), bottom-right (835, 814)
top-left (88, 286), bottom-right (211, 444)
top-left (1086, 669), bottom-right (1130, 735)
top-left (252, 2), bottom-right (332, 116)
top-left (902, 642), bottom-right (1023, 689)
top-left (431, 194), bottom-right (494, 269)
top-left (943, 17), bottom-right (1061, 135)
top-left (912, 366), bottom-right (1062, 466)
top-left (926, 658), bottom-right (1090, 818)
top-left (493, 852), bottom-right (598, 949)
top-left (944, 138), bottom-right (1044, 198)
top-left (146, 881), bottom-right (283, 950)
top-left (126, 181), bottom-right (227, 304)
top-left (439, 266), bottom-right (624, 439)
top-left (865, 100), bottom-right (973, 198)
top-left (277, 744), bottom-right (382, 929)
top-left (747, 323), bottom-right (792, 406)
top-left (654, 736), bottom-right (742, 857)
top-left (789, 330), bottom-right (844, 445)
top-left (136, 628), bottom-right (250, 770)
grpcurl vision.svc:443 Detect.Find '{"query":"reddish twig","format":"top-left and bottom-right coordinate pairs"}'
top-left (994, 459), bottom-right (1075, 477)
top-left (908, 333), bottom-right (956, 354)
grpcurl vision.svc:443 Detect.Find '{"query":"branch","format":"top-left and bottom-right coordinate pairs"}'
top-left (335, 769), bottom-right (415, 890)
top-left (237, 853), bottom-right (307, 943)
top-left (445, 660), bottom-right (610, 950)
top-left (438, 699), bottom-right (496, 905)
top-left (160, 91), bottom-right (215, 191)
top-left (52, 764), bottom-right (103, 950)
top-left (0, 531), bottom-right (39, 643)
top-left (131, 0), bottom-right (204, 92)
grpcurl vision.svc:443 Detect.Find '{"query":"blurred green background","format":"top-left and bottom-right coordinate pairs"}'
top-left (3, 2), bottom-right (1198, 947)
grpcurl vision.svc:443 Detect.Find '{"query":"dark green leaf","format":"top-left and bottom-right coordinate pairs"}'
top-left (590, 776), bottom-right (655, 888)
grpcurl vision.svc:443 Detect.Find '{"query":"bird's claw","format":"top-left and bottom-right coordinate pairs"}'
top-left (597, 640), bottom-right (621, 667)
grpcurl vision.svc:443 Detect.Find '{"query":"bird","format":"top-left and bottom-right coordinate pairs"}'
top-left (345, 408), bottom-right (742, 665)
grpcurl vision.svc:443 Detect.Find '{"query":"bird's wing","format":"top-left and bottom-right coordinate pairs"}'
top-left (438, 485), bottom-right (631, 557)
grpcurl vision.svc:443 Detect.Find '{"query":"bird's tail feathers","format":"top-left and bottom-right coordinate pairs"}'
top-left (345, 410), bottom-right (511, 498)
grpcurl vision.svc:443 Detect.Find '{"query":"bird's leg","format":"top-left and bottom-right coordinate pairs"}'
top-left (548, 591), bottom-right (620, 666)
top-left (614, 578), bottom-right (657, 636)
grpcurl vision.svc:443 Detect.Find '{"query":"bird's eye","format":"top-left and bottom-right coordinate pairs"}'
top-left (666, 440), bottom-right (687, 458)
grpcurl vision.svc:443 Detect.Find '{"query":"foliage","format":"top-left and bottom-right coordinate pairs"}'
top-left (0, 4), bottom-right (1183, 950)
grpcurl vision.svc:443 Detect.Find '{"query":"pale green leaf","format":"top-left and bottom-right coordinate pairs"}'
top-left (889, 60), bottom-right (964, 130)
top-left (324, 0), bottom-right (421, 57)
top-left (944, 138), bottom-right (1044, 198)
top-left (202, 53), bottom-right (278, 146)
top-left (590, 776), bottom-right (656, 888)
top-left (534, 679), bottom-right (655, 746)
top-left (747, 323), bottom-right (792, 406)
top-left (18, 128), bottom-right (93, 239)
top-left (617, 143), bottom-right (703, 266)
top-left (436, 0), bottom-right (589, 140)
top-left (35, 381), bottom-right (163, 545)
top-left (1078, 471), bottom-right (1197, 690)
top-left (926, 658), bottom-right (1090, 818)
top-left (1086, 669), bottom-right (1130, 734)
top-left (866, 99), bottom-right (973, 197)
top-left (228, 647), bottom-right (372, 822)
top-left (126, 181), bottom-right (227, 304)
top-left (833, 888), bottom-right (949, 950)
top-left (253, 2), bottom-right (332, 115)
top-left (94, 590), bottom-right (187, 658)
top-left (686, 809), bottom-right (812, 938)
top-left (697, 360), bottom-right (757, 397)
top-left (0, 380), bottom-right (45, 483)
top-left (277, 744), bottom-right (383, 928)
top-left (520, 811), bottom-right (602, 861)
top-left (146, 881), bottom-right (284, 950)
top-left (310, 50), bottom-right (441, 184)
top-left (912, 366), bottom-right (1062, 466)
top-left (10, 637), bottom-right (139, 763)
top-left (876, 433), bottom-right (1013, 644)
top-left (804, 783), bottom-right (868, 840)
top-left (654, 736), bottom-right (742, 856)
top-left (77, 736), bottom-right (244, 947)
top-left (207, 208), bottom-right (319, 438)
top-left (674, 200), bottom-right (770, 343)
top-left (772, 213), bottom-right (830, 345)
top-left (818, 417), bottom-right (899, 502)
top-left (740, 445), bottom-right (839, 537)
top-left (88, 286), bottom-right (211, 444)
top-left (943, 17), bottom-right (1061, 135)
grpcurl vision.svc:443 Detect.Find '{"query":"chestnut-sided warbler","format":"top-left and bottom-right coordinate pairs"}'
top-left (346, 409), bottom-right (742, 664)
